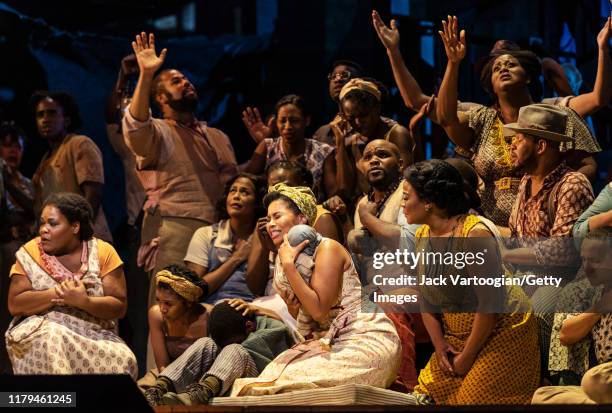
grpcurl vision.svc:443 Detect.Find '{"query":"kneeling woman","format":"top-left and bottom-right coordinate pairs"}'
top-left (402, 160), bottom-right (540, 404)
top-left (231, 183), bottom-right (401, 396)
top-left (6, 193), bottom-right (137, 377)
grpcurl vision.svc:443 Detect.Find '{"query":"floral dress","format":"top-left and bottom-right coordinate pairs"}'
top-left (5, 238), bottom-right (138, 378)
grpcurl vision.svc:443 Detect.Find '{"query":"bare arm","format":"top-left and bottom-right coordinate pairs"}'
top-left (313, 213), bottom-right (342, 243)
top-left (148, 305), bottom-right (171, 371)
top-left (568, 14), bottom-right (612, 117)
top-left (322, 152), bottom-right (338, 199)
top-left (541, 57), bottom-right (574, 97)
top-left (372, 10), bottom-right (433, 113)
top-left (559, 312), bottom-right (601, 346)
top-left (246, 218), bottom-right (274, 296)
top-left (8, 275), bottom-right (58, 317)
top-left (436, 16), bottom-right (476, 150)
top-left (331, 121), bottom-right (355, 200)
top-left (129, 33), bottom-right (167, 122)
top-left (242, 140), bottom-right (267, 175)
top-left (279, 238), bottom-right (344, 322)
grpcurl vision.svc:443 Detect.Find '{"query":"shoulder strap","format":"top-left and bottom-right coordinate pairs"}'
top-left (206, 222), bottom-right (220, 262)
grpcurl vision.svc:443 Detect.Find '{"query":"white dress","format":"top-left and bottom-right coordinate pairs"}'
top-left (230, 239), bottom-right (401, 396)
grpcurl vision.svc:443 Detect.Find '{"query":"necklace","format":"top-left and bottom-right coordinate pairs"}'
top-left (367, 177), bottom-right (401, 218)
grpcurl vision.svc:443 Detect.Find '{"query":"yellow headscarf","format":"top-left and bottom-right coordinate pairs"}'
top-left (155, 269), bottom-right (203, 303)
top-left (268, 183), bottom-right (317, 225)
top-left (339, 78), bottom-right (381, 102)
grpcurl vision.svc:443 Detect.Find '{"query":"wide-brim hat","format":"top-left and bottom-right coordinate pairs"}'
top-left (503, 103), bottom-right (573, 142)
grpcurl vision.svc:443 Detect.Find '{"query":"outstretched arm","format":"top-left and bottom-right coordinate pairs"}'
top-left (436, 16), bottom-right (475, 150)
top-left (568, 14), bottom-right (612, 117)
top-left (372, 10), bottom-right (433, 115)
top-left (129, 32), bottom-right (168, 122)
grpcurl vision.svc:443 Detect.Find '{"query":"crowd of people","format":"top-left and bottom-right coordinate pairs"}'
top-left (1, 11), bottom-right (611, 407)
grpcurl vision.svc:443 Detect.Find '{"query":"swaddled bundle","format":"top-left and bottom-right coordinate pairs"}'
top-left (273, 225), bottom-right (340, 339)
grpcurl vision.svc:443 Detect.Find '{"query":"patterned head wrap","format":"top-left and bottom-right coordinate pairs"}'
top-left (339, 78), bottom-right (382, 102)
top-left (268, 183), bottom-right (317, 225)
top-left (155, 269), bottom-right (203, 303)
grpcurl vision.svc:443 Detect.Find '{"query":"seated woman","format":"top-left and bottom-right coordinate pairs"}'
top-left (5, 192), bottom-right (137, 377)
top-left (533, 229), bottom-right (612, 403)
top-left (243, 94), bottom-right (336, 202)
top-left (230, 183), bottom-right (401, 396)
top-left (402, 160), bottom-right (540, 404)
top-left (146, 265), bottom-right (210, 377)
top-left (184, 173), bottom-right (266, 304)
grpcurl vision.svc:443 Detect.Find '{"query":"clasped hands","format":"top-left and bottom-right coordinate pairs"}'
top-left (52, 278), bottom-right (94, 309)
top-left (435, 339), bottom-right (475, 377)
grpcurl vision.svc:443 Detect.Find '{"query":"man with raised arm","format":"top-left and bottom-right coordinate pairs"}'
top-left (122, 32), bottom-right (238, 307)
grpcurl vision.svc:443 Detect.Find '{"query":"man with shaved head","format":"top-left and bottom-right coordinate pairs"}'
top-left (351, 139), bottom-right (409, 237)
top-left (348, 138), bottom-right (422, 391)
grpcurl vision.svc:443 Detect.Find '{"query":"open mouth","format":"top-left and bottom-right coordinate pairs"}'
top-left (368, 168), bottom-right (384, 177)
top-left (230, 203), bottom-right (243, 209)
top-left (500, 73), bottom-right (512, 81)
top-left (268, 229), bottom-right (282, 239)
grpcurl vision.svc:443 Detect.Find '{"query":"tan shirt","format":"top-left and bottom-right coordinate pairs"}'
top-left (33, 134), bottom-right (112, 242)
top-left (106, 124), bottom-right (146, 226)
top-left (122, 108), bottom-right (238, 224)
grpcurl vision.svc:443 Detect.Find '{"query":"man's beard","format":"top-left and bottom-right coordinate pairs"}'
top-left (368, 169), bottom-right (399, 190)
top-left (513, 150), bottom-right (538, 174)
top-left (168, 95), bottom-right (198, 112)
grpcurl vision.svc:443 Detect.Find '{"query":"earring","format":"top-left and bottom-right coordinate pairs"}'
top-left (425, 205), bottom-right (432, 212)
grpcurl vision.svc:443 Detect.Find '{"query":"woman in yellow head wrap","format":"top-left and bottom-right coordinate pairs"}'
top-left (147, 264), bottom-right (210, 374)
top-left (229, 182), bottom-right (401, 396)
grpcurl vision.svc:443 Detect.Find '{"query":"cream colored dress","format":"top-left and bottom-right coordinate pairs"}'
top-left (230, 239), bottom-right (401, 396)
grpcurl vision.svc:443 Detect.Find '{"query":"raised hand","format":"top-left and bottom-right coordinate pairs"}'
top-left (597, 12), bottom-right (612, 50)
top-left (439, 15), bottom-right (466, 64)
top-left (372, 10), bottom-right (400, 51)
top-left (242, 106), bottom-right (273, 143)
top-left (131, 32), bottom-right (167, 75)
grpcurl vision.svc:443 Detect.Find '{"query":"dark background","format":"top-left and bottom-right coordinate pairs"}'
top-left (1, 0), bottom-right (611, 232)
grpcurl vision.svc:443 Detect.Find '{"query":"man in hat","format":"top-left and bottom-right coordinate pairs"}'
top-left (503, 104), bottom-right (593, 271)
top-left (502, 103), bottom-right (594, 377)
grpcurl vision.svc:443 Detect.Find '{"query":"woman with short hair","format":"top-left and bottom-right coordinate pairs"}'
top-left (6, 192), bottom-right (137, 377)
